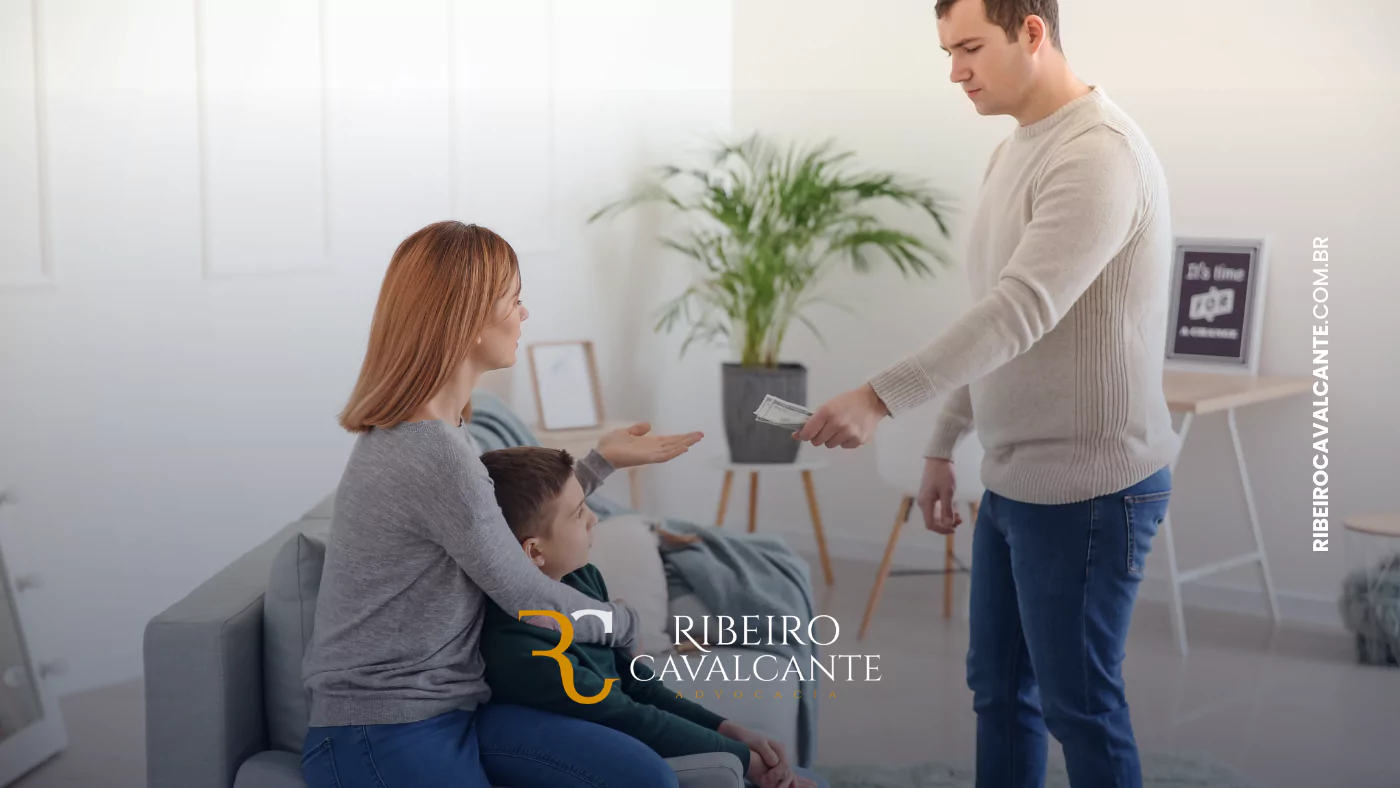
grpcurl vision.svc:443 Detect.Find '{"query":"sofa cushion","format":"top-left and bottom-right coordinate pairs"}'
top-left (585, 514), bottom-right (671, 657)
top-left (301, 493), bottom-right (335, 521)
top-left (231, 748), bottom-right (744, 788)
top-left (659, 645), bottom-right (801, 759)
top-left (263, 522), bottom-right (330, 754)
top-left (664, 594), bottom-right (800, 757)
top-left (233, 750), bottom-right (306, 788)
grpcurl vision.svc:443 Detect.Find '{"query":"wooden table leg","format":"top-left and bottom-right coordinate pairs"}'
top-left (801, 470), bottom-right (835, 586)
top-left (860, 495), bottom-right (913, 640)
top-left (747, 472), bottom-right (759, 534)
top-left (715, 470), bottom-right (734, 527)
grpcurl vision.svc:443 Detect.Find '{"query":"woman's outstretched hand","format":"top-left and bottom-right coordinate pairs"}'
top-left (596, 423), bottom-right (703, 469)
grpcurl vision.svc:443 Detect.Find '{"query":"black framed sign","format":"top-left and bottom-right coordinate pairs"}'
top-left (1165, 237), bottom-right (1268, 374)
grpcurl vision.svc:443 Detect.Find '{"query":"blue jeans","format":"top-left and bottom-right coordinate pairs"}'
top-left (301, 703), bottom-right (679, 787)
top-left (967, 466), bottom-right (1171, 788)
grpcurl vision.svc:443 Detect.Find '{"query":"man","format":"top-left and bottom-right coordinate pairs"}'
top-left (795, 1), bottom-right (1179, 786)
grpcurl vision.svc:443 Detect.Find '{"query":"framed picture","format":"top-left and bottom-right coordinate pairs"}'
top-left (528, 341), bottom-right (605, 430)
top-left (1165, 237), bottom-right (1269, 374)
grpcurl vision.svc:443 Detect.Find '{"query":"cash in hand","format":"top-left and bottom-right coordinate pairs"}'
top-left (753, 394), bottom-right (813, 428)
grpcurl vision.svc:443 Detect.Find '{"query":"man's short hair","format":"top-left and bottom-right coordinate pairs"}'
top-left (479, 446), bottom-right (576, 541)
top-left (935, 0), bottom-right (1062, 51)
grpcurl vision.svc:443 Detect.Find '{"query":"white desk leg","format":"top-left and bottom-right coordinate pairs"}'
top-left (1164, 411), bottom-right (1194, 657)
top-left (1227, 407), bottom-right (1281, 622)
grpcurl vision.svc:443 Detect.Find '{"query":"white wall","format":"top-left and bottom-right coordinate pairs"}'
top-left (0, 0), bottom-right (732, 696)
top-left (3, 0), bottom-right (1392, 698)
top-left (638, 0), bottom-right (1398, 626)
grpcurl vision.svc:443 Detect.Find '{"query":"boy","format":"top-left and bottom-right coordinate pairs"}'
top-left (478, 446), bottom-right (823, 788)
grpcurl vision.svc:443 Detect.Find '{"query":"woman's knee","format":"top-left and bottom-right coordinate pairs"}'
top-left (475, 703), bottom-right (677, 788)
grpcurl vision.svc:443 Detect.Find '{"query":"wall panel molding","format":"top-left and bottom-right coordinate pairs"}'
top-left (448, 0), bottom-right (557, 254)
top-left (195, 0), bottom-right (332, 280)
top-left (0, 0), bottom-right (55, 291)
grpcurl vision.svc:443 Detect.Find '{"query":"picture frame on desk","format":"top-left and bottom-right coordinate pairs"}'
top-left (527, 341), bottom-right (605, 431)
top-left (1164, 237), bottom-right (1269, 375)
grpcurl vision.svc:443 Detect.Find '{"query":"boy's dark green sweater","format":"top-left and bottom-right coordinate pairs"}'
top-left (481, 563), bottom-right (750, 771)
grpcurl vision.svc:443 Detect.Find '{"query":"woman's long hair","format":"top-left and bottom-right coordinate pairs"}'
top-left (339, 221), bottom-right (519, 433)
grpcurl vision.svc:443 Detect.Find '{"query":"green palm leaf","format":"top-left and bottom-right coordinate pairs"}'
top-left (588, 132), bottom-right (954, 367)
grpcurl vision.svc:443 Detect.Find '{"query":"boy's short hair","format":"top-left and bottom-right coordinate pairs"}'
top-left (479, 446), bottom-right (576, 541)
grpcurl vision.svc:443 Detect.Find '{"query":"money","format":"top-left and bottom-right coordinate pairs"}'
top-left (753, 394), bottom-right (813, 428)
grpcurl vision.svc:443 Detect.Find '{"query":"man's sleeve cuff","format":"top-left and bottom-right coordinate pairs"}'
top-left (869, 358), bottom-right (936, 416)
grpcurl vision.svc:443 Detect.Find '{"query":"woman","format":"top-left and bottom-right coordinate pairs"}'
top-left (301, 221), bottom-right (710, 788)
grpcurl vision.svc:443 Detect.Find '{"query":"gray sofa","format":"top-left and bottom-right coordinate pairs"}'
top-left (144, 495), bottom-right (801, 788)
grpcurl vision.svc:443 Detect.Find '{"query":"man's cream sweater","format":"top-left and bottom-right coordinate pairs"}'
top-left (869, 86), bottom-right (1180, 505)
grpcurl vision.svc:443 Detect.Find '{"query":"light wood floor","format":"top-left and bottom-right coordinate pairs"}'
top-left (12, 553), bottom-right (1400, 788)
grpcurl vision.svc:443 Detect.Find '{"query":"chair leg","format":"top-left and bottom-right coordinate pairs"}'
top-left (943, 528), bottom-right (955, 620)
top-left (801, 470), bottom-right (835, 586)
top-left (747, 472), bottom-right (759, 534)
top-left (860, 496), bottom-right (913, 641)
top-left (715, 470), bottom-right (733, 527)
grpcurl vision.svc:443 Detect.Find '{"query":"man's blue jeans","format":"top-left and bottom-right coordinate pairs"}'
top-left (302, 704), bottom-right (680, 788)
top-left (967, 466), bottom-right (1172, 788)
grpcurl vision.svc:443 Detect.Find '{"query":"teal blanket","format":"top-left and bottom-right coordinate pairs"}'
top-left (467, 391), bottom-right (820, 767)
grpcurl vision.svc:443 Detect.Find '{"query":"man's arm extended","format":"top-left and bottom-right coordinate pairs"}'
top-left (869, 126), bottom-right (1145, 416)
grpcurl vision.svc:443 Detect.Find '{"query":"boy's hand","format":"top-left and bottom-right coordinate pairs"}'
top-left (720, 720), bottom-right (788, 771)
top-left (596, 423), bottom-right (703, 469)
top-left (750, 757), bottom-right (799, 788)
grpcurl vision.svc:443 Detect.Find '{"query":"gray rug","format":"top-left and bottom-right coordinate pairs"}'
top-left (814, 751), bottom-right (1259, 788)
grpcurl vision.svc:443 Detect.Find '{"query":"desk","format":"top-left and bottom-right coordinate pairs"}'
top-left (1160, 371), bottom-right (1312, 655)
top-left (710, 457), bottom-right (835, 586)
top-left (533, 421), bottom-right (643, 511)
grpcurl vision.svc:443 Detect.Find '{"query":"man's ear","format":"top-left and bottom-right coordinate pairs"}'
top-left (521, 537), bottom-right (546, 567)
top-left (1023, 15), bottom-right (1047, 53)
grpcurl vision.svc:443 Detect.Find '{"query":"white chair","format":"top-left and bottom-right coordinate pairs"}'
top-left (859, 404), bottom-right (986, 640)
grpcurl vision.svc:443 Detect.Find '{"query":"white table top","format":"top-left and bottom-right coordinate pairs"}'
top-left (706, 456), bottom-right (830, 473)
top-left (1344, 513), bottom-right (1400, 538)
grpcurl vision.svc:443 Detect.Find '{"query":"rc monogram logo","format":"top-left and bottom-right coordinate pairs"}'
top-left (523, 610), bottom-right (881, 705)
top-left (518, 608), bottom-right (618, 704)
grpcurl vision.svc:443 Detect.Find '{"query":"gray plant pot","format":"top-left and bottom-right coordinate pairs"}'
top-left (722, 362), bottom-right (807, 464)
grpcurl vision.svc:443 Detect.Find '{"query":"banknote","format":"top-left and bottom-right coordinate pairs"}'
top-left (753, 394), bottom-right (813, 428)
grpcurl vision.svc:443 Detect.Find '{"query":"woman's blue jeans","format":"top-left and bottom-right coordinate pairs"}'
top-left (967, 466), bottom-right (1172, 788)
top-left (301, 703), bottom-right (680, 788)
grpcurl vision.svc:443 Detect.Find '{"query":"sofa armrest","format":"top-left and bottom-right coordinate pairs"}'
top-left (667, 752), bottom-right (746, 788)
top-left (144, 518), bottom-right (315, 788)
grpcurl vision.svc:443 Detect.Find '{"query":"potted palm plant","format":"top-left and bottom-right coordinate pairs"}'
top-left (589, 133), bottom-right (952, 463)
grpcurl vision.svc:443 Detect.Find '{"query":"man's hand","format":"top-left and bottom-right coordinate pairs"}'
top-left (793, 384), bottom-right (890, 449)
top-left (596, 423), bottom-right (703, 469)
top-left (918, 458), bottom-right (963, 534)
